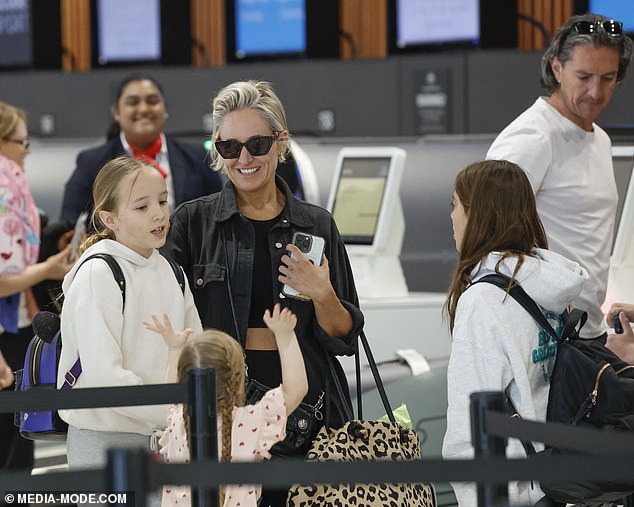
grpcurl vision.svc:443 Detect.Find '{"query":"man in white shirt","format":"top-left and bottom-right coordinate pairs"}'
top-left (487, 14), bottom-right (633, 340)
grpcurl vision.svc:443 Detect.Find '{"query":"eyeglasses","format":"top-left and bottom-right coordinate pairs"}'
top-left (3, 138), bottom-right (30, 149)
top-left (214, 133), bottom-right (279, 159)
top-left (572, 19), bottom-right (623, 37)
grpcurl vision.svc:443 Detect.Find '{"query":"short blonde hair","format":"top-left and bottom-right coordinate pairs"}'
top-left (210, 80), bottom-right (290, 171)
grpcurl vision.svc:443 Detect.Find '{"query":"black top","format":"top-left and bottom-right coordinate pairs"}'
top-left (247, 214), bottom-right (280, 327)
top-left (162, 176), bottom-right (364, 422)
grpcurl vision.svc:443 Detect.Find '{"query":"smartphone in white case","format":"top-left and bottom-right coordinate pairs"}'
top-left (282, 232), bottom-right (325, 300)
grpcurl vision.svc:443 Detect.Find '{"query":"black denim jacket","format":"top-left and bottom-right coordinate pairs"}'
top-left (162, 176), bottom-right (363, 414)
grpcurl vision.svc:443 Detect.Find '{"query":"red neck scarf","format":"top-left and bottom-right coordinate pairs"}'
top-left (128, 136), bottom-right (167, 178)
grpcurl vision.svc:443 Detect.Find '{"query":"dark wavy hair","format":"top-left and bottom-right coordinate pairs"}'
top-left (444, 160), bottom-right (548, 332)
top-left (541, 13), bottom-right (633, 94)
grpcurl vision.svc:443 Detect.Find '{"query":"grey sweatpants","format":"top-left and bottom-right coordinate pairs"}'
top-left (66, 425), bottom-right (160, 507)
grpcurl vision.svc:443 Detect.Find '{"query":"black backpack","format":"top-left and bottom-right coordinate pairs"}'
top-left (15, 253), bottom-right (185, 440)
top-left (478, 273), bottom-right (634, 505)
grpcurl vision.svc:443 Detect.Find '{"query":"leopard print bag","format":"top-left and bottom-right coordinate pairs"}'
top-left (287, 331), bottom-right (436, 507)
top-left (286, 419), bottom-right (435, 506)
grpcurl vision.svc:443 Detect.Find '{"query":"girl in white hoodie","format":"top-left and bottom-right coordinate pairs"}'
top-left (57, 156), bottom-right (202, 475)
top-left (442, 160), bottom-right (588, 506)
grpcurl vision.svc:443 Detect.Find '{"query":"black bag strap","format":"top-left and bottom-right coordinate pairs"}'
top-left (327, 330), bottom-right (397, 425)
top-left (63, 253), bottom-right (186, 389)
top-left (475, 272), bottom-right (587, 458)
top-left (220, 225), bottom-right (242, 345)
top-left (476, 274), bottom-right (557, 339)
top-left (78, 253), bottom-right (126, 306)
top-left (476, 273), bottom-right (586, 343)
top-left (77, 253), bottom-right (187, 307)
top-left (164, 256), bottom-right (186, 294)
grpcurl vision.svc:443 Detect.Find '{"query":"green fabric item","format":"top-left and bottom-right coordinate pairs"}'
top-left (377, 402), bottom-right (413, 429)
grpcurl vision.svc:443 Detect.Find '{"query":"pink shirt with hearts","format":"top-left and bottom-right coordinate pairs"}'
top-left (159, 386), bottom-right (287, 507)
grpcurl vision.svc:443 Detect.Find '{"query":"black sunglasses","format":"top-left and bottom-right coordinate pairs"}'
top-left (572, 19), bottom-right (623, 37)
top-left (3, 138), bottom-right (30, 149)
top-left (214, 133), bottom-right (280, 159)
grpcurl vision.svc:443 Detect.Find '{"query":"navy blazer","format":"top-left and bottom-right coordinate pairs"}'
top-left (60, 136), bottom-right (222, 223)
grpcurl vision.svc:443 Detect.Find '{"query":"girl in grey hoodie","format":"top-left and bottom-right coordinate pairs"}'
top-left (442, 160), bottom-right (588, 506)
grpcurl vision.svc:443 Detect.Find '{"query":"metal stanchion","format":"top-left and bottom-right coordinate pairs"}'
top-left (106, 448), bottom-right (147, 507)
top-left (188, 368), bottom-right (219, 507)
top-left (470, 391), bottom-right (509, 507)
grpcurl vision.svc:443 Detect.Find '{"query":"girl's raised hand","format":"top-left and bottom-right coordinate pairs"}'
top-left (263, 304), bottom-right (297, 347)
top-left (143, 313), bottom-right (192, 351)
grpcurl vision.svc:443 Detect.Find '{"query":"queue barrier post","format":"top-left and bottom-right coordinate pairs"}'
top-left (188, 367), bottom-right (219, 507)
top-left (106, 448), bottom-right (147, 507)
top-left (470, 391), bottom-right (509, 507)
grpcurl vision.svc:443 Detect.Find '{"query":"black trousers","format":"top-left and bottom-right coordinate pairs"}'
top-left (0, 326), bottom-right (34, 471)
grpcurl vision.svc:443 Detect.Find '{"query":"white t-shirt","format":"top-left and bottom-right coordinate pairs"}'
top-left (487, 97), bottom-right (616, 338)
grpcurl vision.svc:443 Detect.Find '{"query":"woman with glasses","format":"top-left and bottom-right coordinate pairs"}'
top-left (162, 80), bottom-right (363, 507)
top-left (487, 14), bottom-right (633, 342)
top-left (0, 101), bottom-right (72, 472)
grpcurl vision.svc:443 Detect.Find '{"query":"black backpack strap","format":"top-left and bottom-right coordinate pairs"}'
top-left (475, 273), bottom-right (546, 457)
top-left (78, 253), bottom-right (125, 307)
top-left (476, 273), bottom-right (560, 342)
top-left (62, 253), bottom-right (125, 390)
top-left (163, 256), bottom-right (185, 294)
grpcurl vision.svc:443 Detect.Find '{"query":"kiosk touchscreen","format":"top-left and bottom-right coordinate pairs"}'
top-left (327, 147), bottom-right (408, 297)
top-left (607, 146), bottom-right (634, 306)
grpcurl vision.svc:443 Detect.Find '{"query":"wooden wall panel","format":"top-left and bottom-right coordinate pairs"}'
top-left (191, 0), bottom-right (226, 67)
top-left (340, 0), bottom-right (387, 59)
top-left (60, 0), bottom-right (91, 71)
top-left (519, 0), bottom-right (574, 50)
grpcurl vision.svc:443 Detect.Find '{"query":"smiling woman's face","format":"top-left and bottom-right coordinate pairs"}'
top-left (113, 79), bottom-right (167, 149)
top-left (217, 108), bottom-right (283, 197)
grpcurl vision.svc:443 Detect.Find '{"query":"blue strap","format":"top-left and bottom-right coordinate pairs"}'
top-left (0, 293), bottom-right (20, 334)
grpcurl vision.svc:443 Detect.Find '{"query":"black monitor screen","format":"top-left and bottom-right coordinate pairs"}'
top-left (393, 0), bottom-right (479, 49)
top-left (229, 0), bottom-right (305, 60)
top-left (331, 158), bottom-right (391, 245)
top-left (95, 0), bottom-right (161, 65)
top-left (0, 0), bottom-right (32, 68)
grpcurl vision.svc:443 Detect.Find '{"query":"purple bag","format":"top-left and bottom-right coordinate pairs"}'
top-left (15, 329), bottom-right (68, 440)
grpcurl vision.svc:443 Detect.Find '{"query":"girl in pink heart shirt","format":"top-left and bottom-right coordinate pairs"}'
top-left (145, 304), bottom-right (308, 507)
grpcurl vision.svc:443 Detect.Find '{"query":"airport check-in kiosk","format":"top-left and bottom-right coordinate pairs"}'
top-left (326, 147), bottom-right (452, 370)
top-left (606, 146), bottom-right (634, 311)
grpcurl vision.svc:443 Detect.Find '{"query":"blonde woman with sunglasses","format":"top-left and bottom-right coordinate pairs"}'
top-left (162, 80), bottom-right (363, 507)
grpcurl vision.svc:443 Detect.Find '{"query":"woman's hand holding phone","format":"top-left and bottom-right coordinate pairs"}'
top-left (280, 233), bottom-right (327, 301)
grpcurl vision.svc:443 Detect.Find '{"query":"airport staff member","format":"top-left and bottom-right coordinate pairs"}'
top-left (487, 14), bottom-right (633, 340)
top-left (60, 73), bottom-right (223, 223)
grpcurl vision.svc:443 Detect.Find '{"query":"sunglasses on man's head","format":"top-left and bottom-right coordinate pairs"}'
top-left (572, 19), bottom-right (623, 37)
top-left (214, 133), bottom-right (280, 159)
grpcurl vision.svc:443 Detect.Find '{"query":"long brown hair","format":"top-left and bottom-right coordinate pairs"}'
top-left (445, 160), bottom-right (548, 332)
top-left (176, 330), bottom-right (245, 464)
